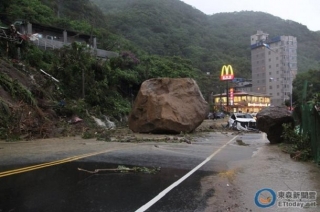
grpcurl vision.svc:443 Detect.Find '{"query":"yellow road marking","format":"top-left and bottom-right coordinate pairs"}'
top-left (0, 147), bottom-right (129, 178)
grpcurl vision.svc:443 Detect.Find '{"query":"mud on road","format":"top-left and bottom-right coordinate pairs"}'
top-left (1, 118), bottom-right (320, 212)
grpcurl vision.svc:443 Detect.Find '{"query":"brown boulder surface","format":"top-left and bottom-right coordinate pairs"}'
top-left (128, 78), bottom-right (208, 134)
top-left (256, 106), bottom-right (294, 144)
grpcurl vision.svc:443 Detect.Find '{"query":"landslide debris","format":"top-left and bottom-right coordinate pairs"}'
top-left (0, 59), bottom-right (86, 140)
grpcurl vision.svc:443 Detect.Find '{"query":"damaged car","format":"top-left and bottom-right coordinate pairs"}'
top-left (228, 113), bottom-right (257, 131)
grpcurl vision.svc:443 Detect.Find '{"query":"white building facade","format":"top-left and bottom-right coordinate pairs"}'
top-left (250, 30), bottom-right (297, 106)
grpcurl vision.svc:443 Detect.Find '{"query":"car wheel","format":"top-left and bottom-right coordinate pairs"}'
top-left (232, 121), bottom-right (237, 130)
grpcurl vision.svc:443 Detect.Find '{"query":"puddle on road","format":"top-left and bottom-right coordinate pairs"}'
top-left (0, 161), bottom-right (216, 212)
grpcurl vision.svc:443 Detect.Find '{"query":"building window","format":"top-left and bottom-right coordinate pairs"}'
top-left (257, 87), bottom-right (260, 91)
top-left (277, 93), bottom-right (280, 96)
top-left (276, 64), bottom-right (279, 67)
top-left (269, 58), bottom-right (271, 62)
top-left (277, 85), bottom-right (279, 88)
top-left (276, 57), bottom-right (278, 60)
top-left (269, 65), bottom-right (271, 68)
top-left (269, 72), bottom-right (271, 75)
top-left (269, 86), bottom-right (272, 89)
top-left (270, 93), bottom-right (272, 96)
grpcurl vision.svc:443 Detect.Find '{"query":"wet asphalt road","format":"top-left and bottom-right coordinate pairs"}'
top-left (1, 132), bottom-right (317, 212)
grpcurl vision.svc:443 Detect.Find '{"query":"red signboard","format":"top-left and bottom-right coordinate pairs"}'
top-left (229, 88), bottom-right (234, 105)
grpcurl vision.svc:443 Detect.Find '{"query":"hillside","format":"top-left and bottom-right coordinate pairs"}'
top-left (0, 0), bottom-right (319, 140)
top-left (92, 0), bottom-right (320, 77)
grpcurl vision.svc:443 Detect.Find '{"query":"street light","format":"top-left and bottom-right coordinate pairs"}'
top-left (287, 38), bottom-right (294, 111)
top-left (216, 85), bottom-right (223, 111)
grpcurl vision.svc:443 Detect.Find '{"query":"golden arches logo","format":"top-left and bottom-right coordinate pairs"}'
top-left (220, 65), bottom-right (234, 81)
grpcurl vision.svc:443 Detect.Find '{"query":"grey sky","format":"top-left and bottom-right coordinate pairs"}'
top-left (181, 0), bottom-right (320, 31)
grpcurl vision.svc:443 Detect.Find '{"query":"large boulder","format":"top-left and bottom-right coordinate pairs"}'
top-left (256, 106), bottom-right (294, 144)
top-left (128, 78), bottom-right (208, 134)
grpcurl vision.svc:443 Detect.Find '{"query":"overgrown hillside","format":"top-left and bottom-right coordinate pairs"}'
top-left (0, 0), bottom-right (200, 140)
top-left (208, 12), bottom-right (320, 74)
top-left (92, 0), bottom-right (320, 77)
top-left (0, 0), bottom-right (319, 140)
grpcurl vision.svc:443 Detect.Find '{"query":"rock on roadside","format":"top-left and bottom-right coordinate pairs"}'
top-left (256, 106), bottom-right (294, 144)
top-left (128, 78), bottom-right (208, 134)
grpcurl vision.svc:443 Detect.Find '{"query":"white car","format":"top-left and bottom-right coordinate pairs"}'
top-left (251, 113), bottom-right (257, 120)
top-left (228, 113), bottom-right (257, 130)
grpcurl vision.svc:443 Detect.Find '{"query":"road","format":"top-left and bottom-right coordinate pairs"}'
top-left (0, 132), bottom-right (319, 212)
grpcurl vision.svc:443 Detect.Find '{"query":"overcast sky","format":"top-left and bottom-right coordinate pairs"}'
top-left (181, 0), bottom-right (320, 31)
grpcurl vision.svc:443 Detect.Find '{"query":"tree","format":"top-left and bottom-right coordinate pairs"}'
top-left (293, 70), bottom-right (320, 104)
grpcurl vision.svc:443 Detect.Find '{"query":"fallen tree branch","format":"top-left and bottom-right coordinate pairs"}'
top-left (77, 165), bottom-right (160, 174)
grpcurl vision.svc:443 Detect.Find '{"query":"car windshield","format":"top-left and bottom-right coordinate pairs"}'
top-left (236, 114), bottom-right (253, 119)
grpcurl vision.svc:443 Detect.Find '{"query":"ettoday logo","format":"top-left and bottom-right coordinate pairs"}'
top-left (255, 188), bottom-right (318, 209)
top-left (254, 188), bottom-right (276, 208)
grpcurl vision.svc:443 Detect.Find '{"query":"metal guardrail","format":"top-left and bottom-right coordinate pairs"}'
top-left (32, 38), bottom-right (66, 49)
top-left (32, 38), bottom-right (118, 58)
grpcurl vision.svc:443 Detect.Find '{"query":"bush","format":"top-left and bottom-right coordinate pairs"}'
top-left (281, 123), bottom-right (311, 161)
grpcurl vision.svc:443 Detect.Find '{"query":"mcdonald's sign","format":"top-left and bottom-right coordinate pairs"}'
top-left (220, 65), bottom-right (234, 81)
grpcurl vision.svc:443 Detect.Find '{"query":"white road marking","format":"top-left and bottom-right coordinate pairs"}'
top-left (135, 135), bottom-right (239, 212)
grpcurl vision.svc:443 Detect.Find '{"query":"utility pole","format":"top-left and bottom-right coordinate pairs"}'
top-left (226, 80), bottom-right (229, 112)
top-left (57, 0), bottom-right (62, 18)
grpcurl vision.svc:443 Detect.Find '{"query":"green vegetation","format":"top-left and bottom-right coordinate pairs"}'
top-left (0, 0), bottom-right (319, 140)
top-left (292, 70), bottom-right (320, 105)
top-left (280, 123), bottom-right (311, 161)
top-left (92, 0), bottom-right (320, 74)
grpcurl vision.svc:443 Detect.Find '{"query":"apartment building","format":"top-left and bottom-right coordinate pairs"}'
top-left (250, 30), bottom-right (297, 106)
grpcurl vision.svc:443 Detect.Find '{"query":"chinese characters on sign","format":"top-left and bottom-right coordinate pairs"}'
top-left (277, 190), bottom-right (317, 208)
top-left (221, 75), bottom-right (234, 80)
top-left (229, 88), bottom-right (234, 105)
